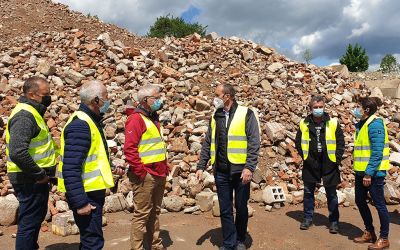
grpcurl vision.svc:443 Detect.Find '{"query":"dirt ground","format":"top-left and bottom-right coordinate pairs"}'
top-left (1, 204), bottom-right (400, 250)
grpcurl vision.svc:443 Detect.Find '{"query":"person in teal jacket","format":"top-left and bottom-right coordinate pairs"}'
top-left (352, 97), bottom-right (390, 250)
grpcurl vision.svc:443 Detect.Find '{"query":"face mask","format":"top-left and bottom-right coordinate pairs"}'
top-left (99, 100), bottom-right (111, 114)
top-left (213, 97), bottom-right (224, 109)
top-left (312, 108), bottom-right (324, 117)
top-left (353, 107), bottom-right (362, 119)
top-left (150, 99), bottom-right (163, 112)
top-left (40, 95), bottom-right (52, 107)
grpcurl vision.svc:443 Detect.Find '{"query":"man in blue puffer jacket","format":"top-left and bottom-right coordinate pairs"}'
top-left (352, 97), bottom-right (390, 250)
top-left (60, 80), bottom-right (124, 250)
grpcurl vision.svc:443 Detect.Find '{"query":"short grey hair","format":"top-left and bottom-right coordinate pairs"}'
top-left (137, 84), bottom-right (160, 103)
top-left (80, 80), bottom-right (105, 104)
top-left (309, 95), bottom-right (325, 107)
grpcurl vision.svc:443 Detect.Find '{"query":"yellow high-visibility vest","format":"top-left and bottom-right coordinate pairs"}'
top-left (6, 103), bottom-right (56, 172)
top-left (57, 111), bottom-right (114, 193)
top-left (137, 114), bottom-right (167, 164)
top-left (353, 115), bottom-right (390, 171)
top-left (299, 118), bottom-right (338, 162)
top-left (211, 105), bottom-right (248, 164)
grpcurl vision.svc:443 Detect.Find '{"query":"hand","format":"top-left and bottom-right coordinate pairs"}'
top-left (36, 175), bottom-right (49, 184)
top-left (77, 203), bottom-right (96, 216)
top-left (241, 168), bottom-right (253, 184)
top-left (196, 170), bottom-right (203, 182)
top-left (363, 175), bottom-right (372, 187)
top-left (112, 167), bottom-right (126, 176)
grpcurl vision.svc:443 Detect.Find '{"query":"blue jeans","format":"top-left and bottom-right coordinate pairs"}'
top-left (355, 175), bottom-right (389, 239)
top-left (215, 171), bottom-right (250, 250)
top-left (13, 183), bottom-right (49, 250)
top-left (72, 195), bottom-right (105, 250)
top-left (303, 182), bottom-right (339, 222)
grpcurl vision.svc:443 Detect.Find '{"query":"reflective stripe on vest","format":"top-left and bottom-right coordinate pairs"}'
top-left (6, 103), bottom-right (57, 172)
top-left (353, 115), bottom-right (390, 171)
top-left (211, 105), bottom-right (249, 165)
top-left (57, 111), bottom-right (114, 193)
top-left (137, 114), bottom-right (167, 164)
top-left (299, 118), bottom-right (338, 162)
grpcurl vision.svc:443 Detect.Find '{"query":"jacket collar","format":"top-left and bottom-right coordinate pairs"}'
top-left (215, 101), bottom-right (238, 115)
top-left (356, 114), bottom-right (376, 129)
top-left (79, 103), bottom-right (103, 124)
top-left (126, 105), bottom-right (159, 121)
top-left (18, 96), bottom-right (47, 117)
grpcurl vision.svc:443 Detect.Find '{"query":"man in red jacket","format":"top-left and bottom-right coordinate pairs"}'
top-left (124, 84), bottom-right (168, 250)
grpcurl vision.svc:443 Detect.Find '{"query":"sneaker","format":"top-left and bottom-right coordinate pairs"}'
top-left (236, 241), bottom-right (247, 250)
top-left (300, 219), bottom-right (312, 230)
top-left (329, 222), bottom-right (339, 234)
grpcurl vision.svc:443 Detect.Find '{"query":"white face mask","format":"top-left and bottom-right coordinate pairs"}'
top-left (213, 97), bottom-right (224, 109)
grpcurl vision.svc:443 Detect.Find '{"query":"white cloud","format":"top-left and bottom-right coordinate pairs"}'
top-left (293, 31), bottom-right (322, 55)
top-left (394, 54), bottom-right (400, 62)
top-left (343, 0), bottom-right (363, 21)
top-left (347, 22), bottom-right (370, 38)
top-left (368, 64), bottom-right (380, 71)
top-left (329, 62), bottom-right (340, 66)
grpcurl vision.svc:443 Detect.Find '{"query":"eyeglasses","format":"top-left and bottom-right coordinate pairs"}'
top-left (96, 96), bottom-right (109, 103)
top-left (144, 96), bottom-right (160, 101)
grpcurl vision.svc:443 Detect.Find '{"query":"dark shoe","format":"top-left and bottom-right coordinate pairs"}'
top-left (329, 222), bottom-right (339, 234)
top-left (368, 238), bottom-right (390, 250)
top-left (236, 241), bottom-right (246, 250)
top-left (354, 230), bottom-right (377, 243)
top-left (300, 219), bottom-right (312, 230)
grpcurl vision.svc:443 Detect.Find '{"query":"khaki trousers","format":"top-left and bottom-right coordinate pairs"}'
top-left (129, 172), bottom-right (166, 250)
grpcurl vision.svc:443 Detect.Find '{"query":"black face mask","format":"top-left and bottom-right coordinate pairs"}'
top-left (40, 95), bottom-right (52, 107)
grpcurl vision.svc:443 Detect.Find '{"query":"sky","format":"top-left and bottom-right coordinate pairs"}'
top-left (54, 0), bottom-right (400, 69)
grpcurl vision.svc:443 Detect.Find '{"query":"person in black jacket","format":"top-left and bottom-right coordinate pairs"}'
top-left (60, 80), bottom-right (124, 250)
top-left (295, 95), bottom-right (345, 233)
top-left (6, 77), bottom-right (55, 250)
top-left (196, 84), bottom-right (260, 250)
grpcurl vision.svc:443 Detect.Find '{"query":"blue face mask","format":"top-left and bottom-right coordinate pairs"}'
top-left (150, 99), bottom-right (163, 112)
top-left (312, 108), bottom-right (324, 117)
top-left (353, 107), bottom-right (362, 119)
top-left (99, 100), bottom-right (111, 114)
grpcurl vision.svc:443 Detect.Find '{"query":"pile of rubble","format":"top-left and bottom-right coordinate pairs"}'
top-left (350, 71), bottom-right (400, 82)
top-left (1, 29), bottom-right (400, 233)
top-left (0, 0), bottom-right (162, 51)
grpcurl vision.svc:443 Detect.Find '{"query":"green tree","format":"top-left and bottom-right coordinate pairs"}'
top-left (339, 43), bottom-right (369, 72)
top-left (380, 54), bottom-right (399, 73)
top-left (147, 15), bottom-right (207, 38)
top-left (303, 48), bottom-right (313, 64)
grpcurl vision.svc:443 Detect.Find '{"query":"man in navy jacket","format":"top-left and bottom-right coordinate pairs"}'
top-left (61, 80), bottom-right (124, 249)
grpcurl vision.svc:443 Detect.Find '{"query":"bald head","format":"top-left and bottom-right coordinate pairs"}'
top-left (79, 80), bottom-right (107, 105)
